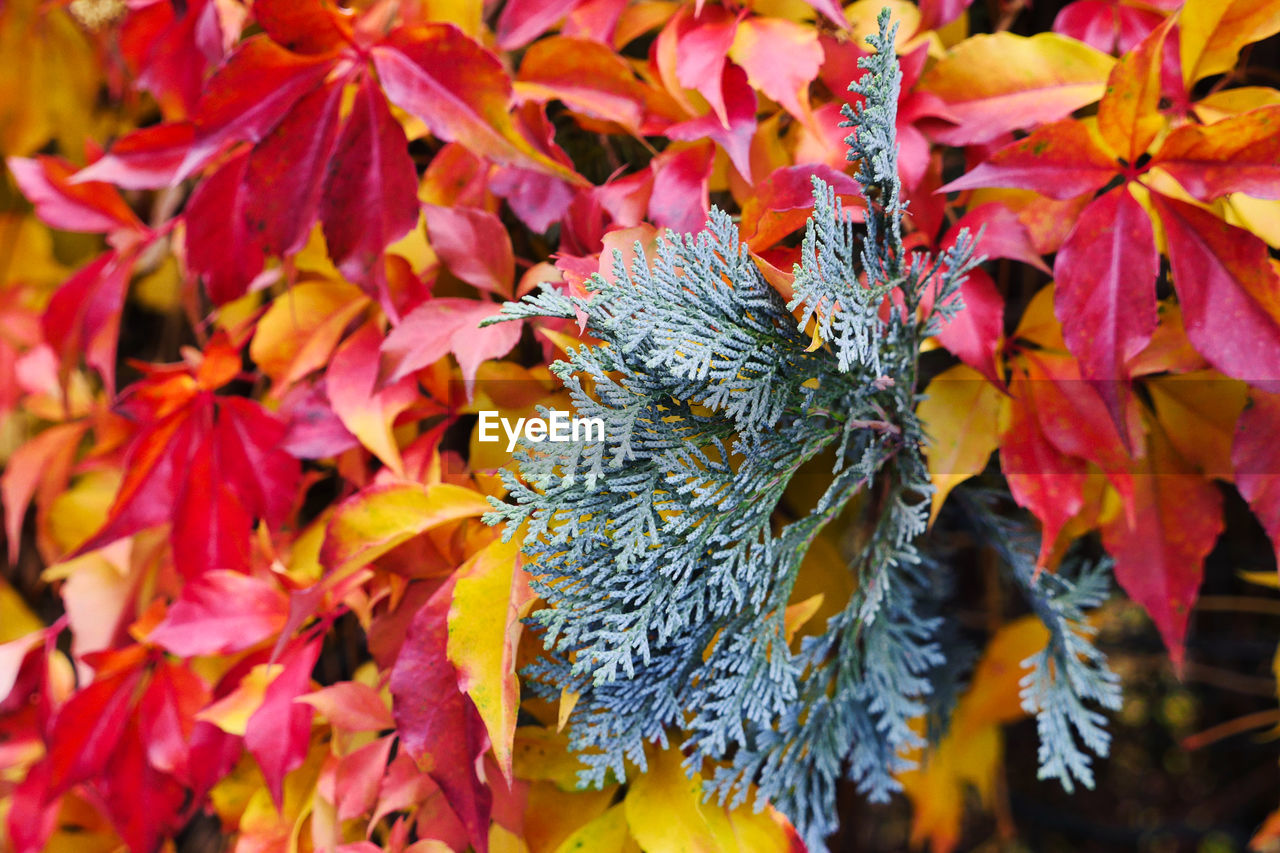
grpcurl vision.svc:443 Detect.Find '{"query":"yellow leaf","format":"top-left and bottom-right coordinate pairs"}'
top-left (554, 804), bottom-right (634, 853)
top-left (514, 726), bottom-right (603, 792)
top-left (1180, 0), bottom-right (1280, 85)
top-left (1227, 193), bottom-right (1280, 249)
top-left (322, 481), bottom-right (493, 575)
top-left (920, 364), bottom-right (1004, 525)
top-left (524, 781), bottom-right (617, 853)
top-left (1241, 570), bottom-right (1280, 589)
top-left (251, 279), bottom-right (370, 390)
top-left (133, 255), bottom-right (183, 314)
top-left (0, 0), bottom-right (105, 156)
top-left (919, 33), bottom-right (1114, 143)
top-left (900, 616), bottom-right (1049, 853)
top-left (448, 536), bottom-right (532, 779)
top-left (196, 663), bottom-right (281, 736)
top-left (491, 824), bottom-right (532, 853)
top-left (843, 0), bottom-right (922, 51)
top-left (558, 689), bottom-right (580, 732)
top-left (1194, 86), bottom-right (1280, 123)
top-left (0, 576), bottom-right (41, 643)
top-left (0, 214), bottom-right (67, 288)
top-left (1012, 284), bottom-right (1066, 351)
top-left (782, 594), bottom-right (824, 643)
top-left (624, 747), bottom-right (720, 853)
top-left (1147, 371), bottom-right (1247, 478)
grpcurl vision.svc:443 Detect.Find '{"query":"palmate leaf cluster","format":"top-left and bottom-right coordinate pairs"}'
top-left (484, 10), bottom-right (1120, 847)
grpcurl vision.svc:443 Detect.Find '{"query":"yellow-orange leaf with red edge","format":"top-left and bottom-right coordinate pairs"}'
top-left (321, 481), bottom-right (494, 575)
top-left (919, 32), bottom-right (1115, 145)
top-left (446, 535), bottom-right (533, 781)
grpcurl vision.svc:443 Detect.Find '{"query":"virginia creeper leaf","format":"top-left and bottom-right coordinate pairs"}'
top-left (940, 119), bottom-right (1118, 200)
top-left (320, 75), bottom-right (420, 289)
top-left (1054, 185), bottom-right (1159, 432)
top-left (1101, 430), bottom-right (1223, 672)
top-left (1151, 193), bottom-right (1280, 383)
top-left (390, 577), bottom-right (493, 853)
top-left (446, 537), bottom-right (532, 781)
top-left (321, 482), bottom-right (494, 575)
top-left (1150, 105), bottom-right (1280, 201)
top-left (920, 33), bottom-right (1115, 145)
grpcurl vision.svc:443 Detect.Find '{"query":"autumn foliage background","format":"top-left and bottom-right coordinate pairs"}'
top-left (2, 0), bottom-right (1280, 850)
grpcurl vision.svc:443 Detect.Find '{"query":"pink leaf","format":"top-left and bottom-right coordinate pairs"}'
top-left (381, 298), bottom-right (522, 395)
top-left (244, 639), bottom-right (321, 807)
top-left (423, 204), bottom-right (515, 297)
top-left (149, 570), bottom-right (290, 656)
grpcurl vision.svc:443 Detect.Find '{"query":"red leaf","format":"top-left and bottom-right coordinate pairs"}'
top-left (42, 250), bottom-right (134, 395)
top-left (1000, 371), bottom-right (1088, 565)
top-left (46, 666), bottom-right (145, 794)
top-left (801, 0), bottom-right (848, 27)
top-left (71, 123), bottom-right (194, 190)
top-left (382, 298), bottom-right (523, 394)
top-left (149, 569), bottom-right (289, 656)
top-left (496, 0), bottom-right (582, 49)
top-left (490, 165), bottom-right (576, 233)
top-left (75, 358), bottom-right (299, 573)
top-left (320, 75), bottom-right (420, 288)
top-left (278, 381), bottom-right (361, 459)
top-left (423, 204), bottom-right (515, 297)
top-left (94, 721), bottom-right (188, 853)
top-left (940, 119), bottom-right (1119, 200)
top-left (1233, 390), bottom-right (1280, 572)
top-left (136, 659), bottom-right (210, 783)
top-left (648, 143), bottom-right (714, 235)
top-left (183, 150), bottom-right (266, 304)
top-left (119, 0), bottom-right (231, 119)
top-left (8, 156), bottom-right (144, 234)
top-left (327, 320), bottom-right (426, 476)
top-left (666, 62), bottom-right (757, 182)
top-left (936, 267), bottom-right (1005, 387)
top-left (740, 164), bottom-right (862, 252)
top-left (173, 424), bottom-right (254, 578)
top-left (254, 0), bottom-right (353, 54)
top-left (243, 79), bottom-right (347, 256)
top-left (372, 25), bottom-right (574, 179)
top-left (1054, 0), bottom-right (1168, 54)
top-left (244, 639), bottom-right (321, 807)
top-left (1151, 193), bottom-right (1280, 383)
top-left (1, 421), bottom-right (88, 564)
top-left (919, 0), bottom-right (973, 30)
top-left (178, 37), bottom-right (337, 179)
top-left (6, 760), bottom-right (58, 853)
top-left (1053, 186), bottom-right (1159, 431)
top-left (946, 203), bottom-right (1050, 273)
top-left (1151, 105), bottom-right (1280, 201)
top-left (1102, 433), bottom-right (1222, 671)
top-left (390, 578), bottom-right (492, 853)
top-left (217, 396), bottom-right (301, 527)
top-left (74, 405), bottom-right (201, 556)
top-left (1022, 351), bottom-right (1139, 512)
top-left (728, 17), bottom-right (821, 124)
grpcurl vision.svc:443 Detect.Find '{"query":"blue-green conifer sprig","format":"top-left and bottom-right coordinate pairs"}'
top-left (482, 8), bottom-right (1114, 849)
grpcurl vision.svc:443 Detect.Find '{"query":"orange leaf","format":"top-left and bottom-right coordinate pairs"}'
top-left (1097, 15), bottom-right (1174, 163)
